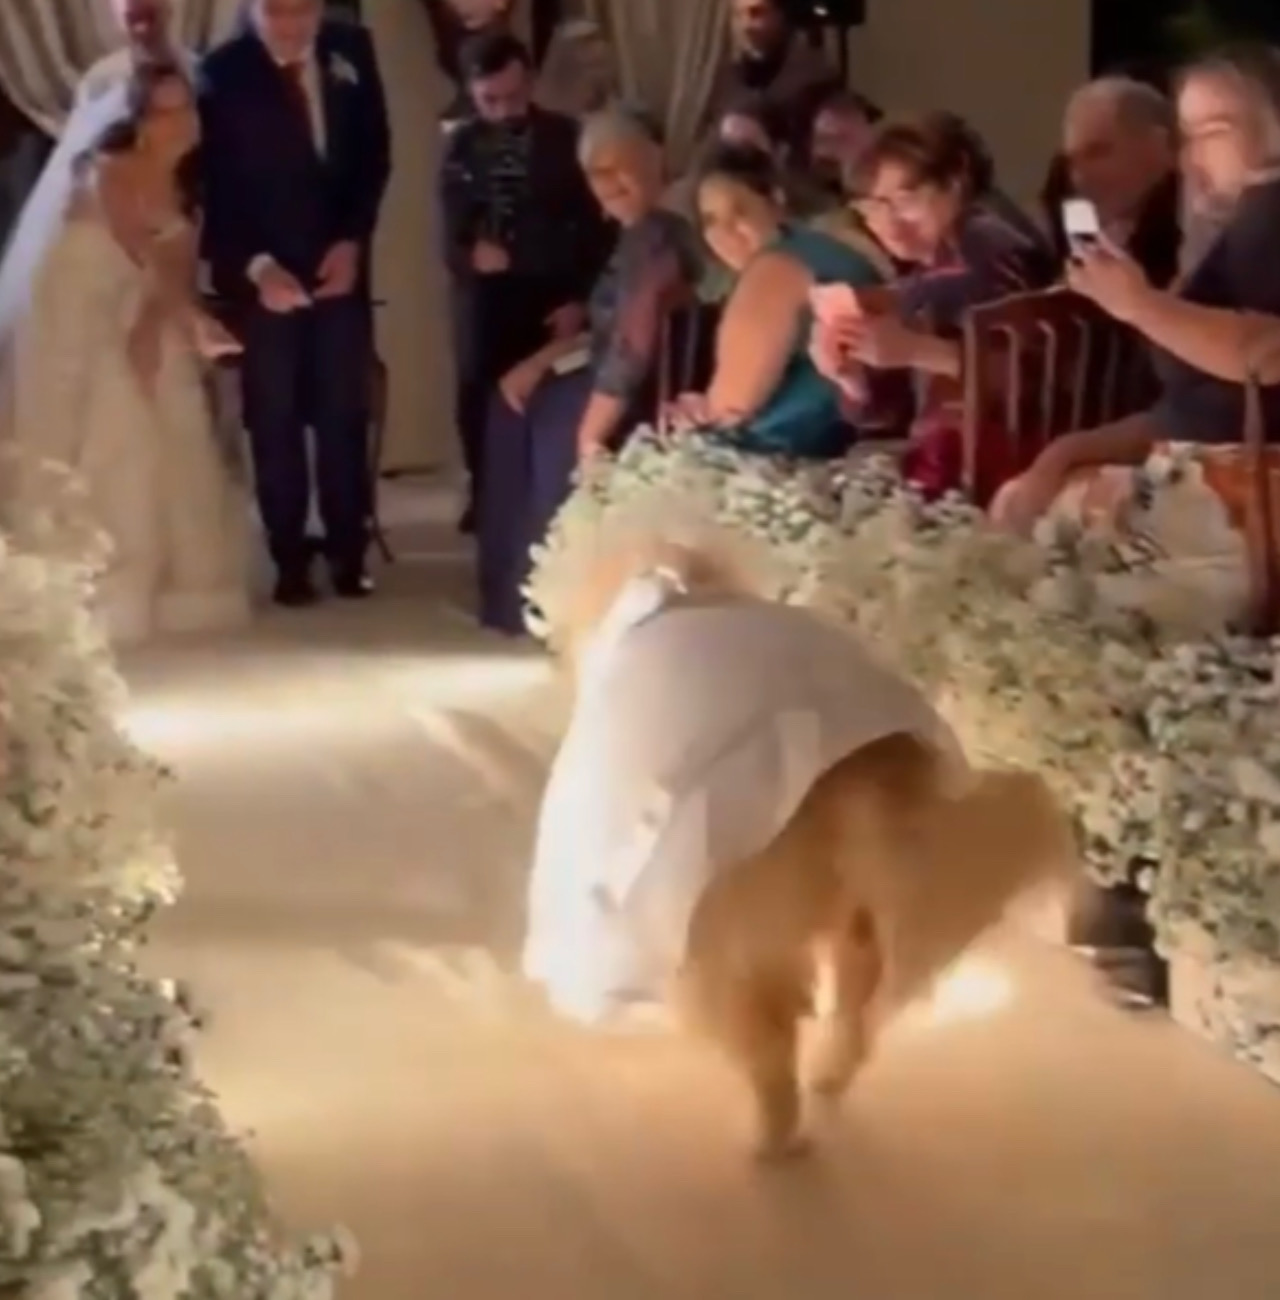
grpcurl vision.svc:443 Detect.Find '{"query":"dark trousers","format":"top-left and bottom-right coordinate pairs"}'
top-left (451, 272), bottom-right (561, 505)
top-left (477, 369), bottom-right (593, 634)
top-left (241, 295), bottom-right (373, 577)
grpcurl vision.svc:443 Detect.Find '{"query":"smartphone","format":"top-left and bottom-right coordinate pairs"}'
top-left (1062, 198), bottom-right (1101, 252)
top-left (551, 344), bottom-right (590, 376)
top-left (809, 282), bottom-right (862, 321)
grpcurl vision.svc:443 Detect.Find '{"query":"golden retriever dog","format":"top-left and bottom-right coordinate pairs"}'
top-left (523, 524), bottom-right (1077, 1162)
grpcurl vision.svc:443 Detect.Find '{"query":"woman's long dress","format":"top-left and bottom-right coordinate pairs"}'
top-left (7, 213), bottom-right (251, 644)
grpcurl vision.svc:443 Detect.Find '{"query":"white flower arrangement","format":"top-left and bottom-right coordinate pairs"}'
top-left (525, 436), bottom-right (1280, 1082)
top-left (522, 427), bottom-right (847, 642)
top-left (825, 459), bottom-right (1280, 1082)
top-left (0, 467), bottom-right (352, 1296)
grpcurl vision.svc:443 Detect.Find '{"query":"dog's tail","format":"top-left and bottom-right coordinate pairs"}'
top-left (829, 737), bottom-right (1079, 1012)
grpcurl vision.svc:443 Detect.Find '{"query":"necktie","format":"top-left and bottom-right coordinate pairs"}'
top-left (281, 60), bottom-right (314, 146)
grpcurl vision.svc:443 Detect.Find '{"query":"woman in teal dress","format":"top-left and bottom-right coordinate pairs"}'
top-left (664, 141), bottom-right (886, 459)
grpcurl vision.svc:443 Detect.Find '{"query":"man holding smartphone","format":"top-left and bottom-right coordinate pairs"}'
top-left (1050, 78), bottom-right (1183, 1007)
top-left (1056, 76), bottom-right (1181, 288)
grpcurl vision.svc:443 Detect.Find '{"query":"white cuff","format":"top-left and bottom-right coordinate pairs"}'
top-left (247, 254), bottom-right (278, 285)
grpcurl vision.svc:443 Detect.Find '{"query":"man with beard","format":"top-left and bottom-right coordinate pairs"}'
top-left (439, 32), bottom-right (610, 531)
top-left (77, 0), bottom-right (194, 106)
top-left (704, 0), bottom-right (839, 156)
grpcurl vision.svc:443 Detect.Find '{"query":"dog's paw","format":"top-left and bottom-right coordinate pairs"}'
top-left (804, 1040), bottom-right (866, 1103)
top-left (751, 1129), bottom-right (812, 1165)
top-left (806, 1071), bottom-right (852, 1105)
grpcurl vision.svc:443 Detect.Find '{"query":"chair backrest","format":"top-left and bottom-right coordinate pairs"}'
top-left (656, 298), bottom-right (722, 429)
top-left (959, 288), bottom-right (1154, 501)
top-left (1242, 335), bottom-right (1280, 635)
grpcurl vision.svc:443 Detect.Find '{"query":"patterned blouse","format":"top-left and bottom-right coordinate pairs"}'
top-left (587, 209), bottom-right (703, 402)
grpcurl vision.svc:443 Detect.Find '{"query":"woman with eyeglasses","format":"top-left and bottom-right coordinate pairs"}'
top-left (809, 111), bottom-right (1055, 491)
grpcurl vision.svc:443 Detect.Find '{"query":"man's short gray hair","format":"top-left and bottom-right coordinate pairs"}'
top-left (1067, 76), bottom-right (1175, 135)
top-left (577, 103), bottom-right (665, 166)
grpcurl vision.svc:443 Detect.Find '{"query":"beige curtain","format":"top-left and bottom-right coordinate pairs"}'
top-left (580, 0), bottom-right (726, 168)
top-left (367, 0), bottom-right (456, 471)
top-left (0, 0), bottom-right (241, 134)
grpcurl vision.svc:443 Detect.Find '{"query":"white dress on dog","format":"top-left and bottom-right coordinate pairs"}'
top-left (522, 572), bottom-right (960, 1025)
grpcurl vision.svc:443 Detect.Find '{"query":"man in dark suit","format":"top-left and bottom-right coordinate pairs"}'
top-left (439, 31), bottom-right (611, 530)
top-left (201, 0), bottom-right (392, 605)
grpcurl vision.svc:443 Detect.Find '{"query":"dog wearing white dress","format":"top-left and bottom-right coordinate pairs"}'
top-left (523, 538), bottom-right (1077, 1160)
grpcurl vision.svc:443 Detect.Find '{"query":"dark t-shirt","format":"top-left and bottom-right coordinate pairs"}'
top-left (1151, 176), bottom-right (1280, 444)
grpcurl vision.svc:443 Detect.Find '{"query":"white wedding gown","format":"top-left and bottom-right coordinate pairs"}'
top-left (5, 208), bottom-right (251, 644)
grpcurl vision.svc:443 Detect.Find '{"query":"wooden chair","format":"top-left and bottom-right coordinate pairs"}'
top-left (655, 297), bottom-right (722, 430)
top-left (959, 288), bottom-right (1155, 503)
top-left (1241, 335), bottom-right (1280, 635)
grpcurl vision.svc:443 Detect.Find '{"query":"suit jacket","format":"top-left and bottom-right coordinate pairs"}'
top-left (199, 21), bottom-right (392, 302)
top-left (439, 105), bottom-right (612, 304)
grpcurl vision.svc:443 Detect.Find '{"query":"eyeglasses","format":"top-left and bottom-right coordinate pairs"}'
top-left (853, 187), bottom-right (932, 222)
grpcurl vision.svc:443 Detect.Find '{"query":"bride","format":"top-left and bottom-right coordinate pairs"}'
top-left (0, 60), bottom-right (252, 644)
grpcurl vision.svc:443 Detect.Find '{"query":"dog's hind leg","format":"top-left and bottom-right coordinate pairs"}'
top-left (680, 959), bottom-right (809, 1162)
top-left (807, 906), bottom-right (881, 1104)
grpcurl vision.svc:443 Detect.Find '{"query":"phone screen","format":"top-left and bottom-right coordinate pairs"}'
top-left (1062, 198), bottom-right (1101, 246)
top-left (809, 283), bottom-right (862, 321)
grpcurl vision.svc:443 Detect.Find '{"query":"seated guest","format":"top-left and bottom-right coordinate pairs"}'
top-left (998, 49), bottom-right (1280, 1010)
top-left (993, 44), bottom-right (1280, 562)
top-left (810, 112), bottom-right (1055, 491)
top-left (666, 142), bottom-right (886, 459)
top-left (809, 86), bottom-right (882, 199)
top-left (855, 113), bottom-right (1053, 318)
top-left (440, 33), bottom-right (612, 531)
top-left (1051, 76), bottom-right (1181, 288)
top-left (703, 0), bottom-right (840, 156)
top-left (803, 91), bottom-right (897, 274)
top-left (1043, 80), bottom-right (1179, 992)
top-left (828, 113), bottom-right (1053, 372)
top-left (478, 105), bottom-right (702, 634)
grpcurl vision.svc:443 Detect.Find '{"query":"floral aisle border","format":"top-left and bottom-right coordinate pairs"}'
top-left (526, 431), bottom-right (1280, 1084)
top-left (0, 471), bottom-right (351, 1297)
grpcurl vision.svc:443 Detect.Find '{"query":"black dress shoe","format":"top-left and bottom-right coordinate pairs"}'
top-left (332, 568), bottom-right (374, 599)
top-left (273, 572), bottom-right (319, 607)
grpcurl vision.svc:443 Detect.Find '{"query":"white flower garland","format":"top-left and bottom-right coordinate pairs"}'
top-left (522, 427), bottom-right (847, 641)
top-left (526, 435), bottom-right (1280, 1082)
top-left (0, 473), bottom-right (352, 1297)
